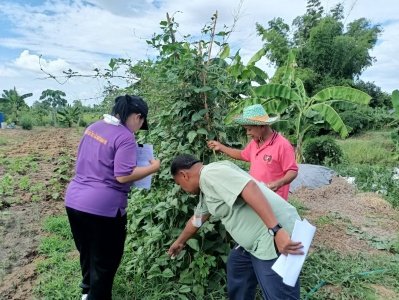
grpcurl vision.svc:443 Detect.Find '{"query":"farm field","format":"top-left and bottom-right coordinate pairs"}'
top-left (0, 127), bottom-right (398, 299)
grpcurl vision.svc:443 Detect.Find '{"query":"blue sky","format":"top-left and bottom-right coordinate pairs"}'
top-left (0, 0), bottom-right (398, 106)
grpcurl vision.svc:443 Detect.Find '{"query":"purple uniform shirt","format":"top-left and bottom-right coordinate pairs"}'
top-left (65, 120), bottom-right (137, 217)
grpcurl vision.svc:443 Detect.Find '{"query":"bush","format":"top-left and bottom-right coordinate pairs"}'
top-left (363, 107), bottom-right (396, 130)
top-left (340, 110), bottom-right (370, 135)
top-left (78, 118), bottom-right (87, 128)
top-left (20, 115), bottom-right (33, 130)
top-left (303, 136), bottom-right (343, 165)
top-left (391, 127), bottom-right (399, 150)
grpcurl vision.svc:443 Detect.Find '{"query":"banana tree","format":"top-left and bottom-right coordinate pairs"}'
top-left (57, 105), bottom-right (81, 127)
top-left (254, 81), bottom-right (371, 162)
top-left (0, 87), bottom-right (32, 124)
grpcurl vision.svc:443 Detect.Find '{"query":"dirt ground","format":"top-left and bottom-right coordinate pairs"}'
top-left (0, 127), bottom-right (82, 299)
top-left (0, 127), bottom-right (398, 299)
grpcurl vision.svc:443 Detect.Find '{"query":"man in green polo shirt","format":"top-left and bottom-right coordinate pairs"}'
top-left (168, 154), bottom-right (304, 300)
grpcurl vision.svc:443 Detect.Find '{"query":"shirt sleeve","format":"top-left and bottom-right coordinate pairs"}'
top-left (240, 142), bottom-right (252, 162)
top-left (114, 135), bottom-right (137, 177)
top-left (279, 139), bottom-right (298, 173)
top-left (195, 196), bottom-right (210, 216)
top-left (201, 163), bottom-right (252, 208)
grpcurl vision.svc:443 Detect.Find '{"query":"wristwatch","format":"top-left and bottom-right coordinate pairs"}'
top-left (268, 223), bottom-right (282, 236)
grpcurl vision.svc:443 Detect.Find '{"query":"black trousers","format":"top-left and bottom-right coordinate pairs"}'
top-left (66, 207), bottom-right (127, 300)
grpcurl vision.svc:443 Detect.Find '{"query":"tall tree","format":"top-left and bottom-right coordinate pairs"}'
top-left (0, 87), bottom-right (32, 124)
top-left (39, 89), bottom-right (67, 126)
top-left (256, 0), bottom-right (381, 94)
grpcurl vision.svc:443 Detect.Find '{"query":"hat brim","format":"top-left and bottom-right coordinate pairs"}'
top-left (233, 115), bottom-right (280, 126)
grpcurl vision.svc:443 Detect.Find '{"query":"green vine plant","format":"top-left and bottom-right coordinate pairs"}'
top-left (40, 12), bottom-right (269, 298)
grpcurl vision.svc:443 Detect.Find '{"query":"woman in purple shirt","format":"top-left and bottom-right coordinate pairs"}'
top-left (65, 95), bottom-right (160, 300)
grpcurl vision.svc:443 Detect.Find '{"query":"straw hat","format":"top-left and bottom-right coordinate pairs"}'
top-left (233, 104), bottom-right (279, 125)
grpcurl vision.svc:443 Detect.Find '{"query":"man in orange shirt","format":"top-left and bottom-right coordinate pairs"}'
top-left (208, 104), bottom-right (298, 200)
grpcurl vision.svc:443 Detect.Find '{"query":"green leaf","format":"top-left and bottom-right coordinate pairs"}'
top-left (254, 84), bottom-right (302, 102)
top-left (187, 131), bottom-right (197, 143)
top-left (161, 268), bottom-right (174, 278)
top-left (197, 128), bottom-right (208, 135)
top-left (109, 58), bottom-right (116, 70)
top-left (178, 285), bottom-right (191, 293)
top-left (311, 103), bottom-right (349, 138)
top-left (191, 112), bottom-right (203, 122)
top-left (247, 48), bottom-right (266, 65)
top-left (186, 238), bottom-right (200, 251)
top-left (220, 44), bottom-right (230, 59)
top-left (193, 86), bottom-right (212, 93)
top-left (312, 87), bottom-right (371, 105)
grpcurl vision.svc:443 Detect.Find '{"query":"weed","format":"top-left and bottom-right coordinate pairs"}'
top-left (43, 215), bottom-right (72, 240)
top-left (337, 131), bottom-right (396, 166)
top-left (0, 174), bottom-right (14, 196)
top-left (38, 235), bottom-right (73, 256)
top-left (18, 176), bottom-right (30, 191)
top-left (301, 247), bottom-right (399, 299)
top-left (289, 197), bottom-right (309, 217)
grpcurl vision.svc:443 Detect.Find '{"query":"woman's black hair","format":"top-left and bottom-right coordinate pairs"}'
top-left (111, 95), bottom-right (148, 129)
top-left (171, 154), bottom-right (201, 176)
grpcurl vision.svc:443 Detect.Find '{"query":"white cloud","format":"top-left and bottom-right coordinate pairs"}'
top-left (13, 50), bottom-right (70, 74)
top-left (0, 0), bottom-right (398, 106)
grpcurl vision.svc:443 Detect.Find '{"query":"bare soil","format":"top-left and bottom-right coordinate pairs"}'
top-left (292, 177), bottom-right (399, 254)
top-left (0, 127), bottom-right (398, 299)
top-left (0, 127), bottom-right (82, 299)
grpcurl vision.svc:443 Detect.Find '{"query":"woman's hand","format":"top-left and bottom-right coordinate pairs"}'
top-left (149, 159), bottom-right (161, 172)
top-left (274, 229), bottom-right (303, 256)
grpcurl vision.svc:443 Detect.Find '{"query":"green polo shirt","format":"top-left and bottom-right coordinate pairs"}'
top-left (198, 161), bottom-right (300, 260)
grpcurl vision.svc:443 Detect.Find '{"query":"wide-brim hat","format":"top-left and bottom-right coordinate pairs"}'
top-left (233, 104), bottom-right (279, 126)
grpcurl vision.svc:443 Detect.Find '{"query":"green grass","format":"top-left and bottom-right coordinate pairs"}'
top-left (289, 196), bottom-right (310, 216)
top-left (334, 130), bottom-right (399, 208)
top-left (301, 247), bottom-right (399, 299)
top-left (35, 215), bottom-right (81, 299)
top-left (35, 214), bottom-right (399, 299)
top-left (0, 136), bottom-right (7, 146)
top-left (336, 130), bottom-right (397, 166)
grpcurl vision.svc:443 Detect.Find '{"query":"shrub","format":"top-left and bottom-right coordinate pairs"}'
top-left (20, 115), bottom-right (33, 130)
top-left (303, 136), bottom-right (343, 165)
top-left (78, 118), bottom-right (87, 128)
top-left (391, 127), bottom-right (399, 150)
top-left (340, 110), bottom-right (370, 135)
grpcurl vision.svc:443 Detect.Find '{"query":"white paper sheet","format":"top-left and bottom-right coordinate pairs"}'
top-left (271, 219), bottom-right (316, 287)
top-left (133, 144), bottom-right (154, 190)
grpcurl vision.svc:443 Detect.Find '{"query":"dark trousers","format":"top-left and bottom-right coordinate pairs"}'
top-left (66, 207), bottom-right (127, 300)
top-left (227, 246), bottom-right (300, 300)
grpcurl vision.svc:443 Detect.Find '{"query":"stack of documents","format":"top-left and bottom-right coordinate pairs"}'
top-left (133, 144), bottom-right (154, 190)
top-left (272, 219), bottom-right (316, 287)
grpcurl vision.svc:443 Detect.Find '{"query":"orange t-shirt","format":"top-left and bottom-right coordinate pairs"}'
top-left (241, 132), bottom-right (298, 200)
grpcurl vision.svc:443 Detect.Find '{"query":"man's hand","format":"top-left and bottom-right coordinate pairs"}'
top-left (274, 229), bottom-right (303, 256)
top-left (266, 181), bottom-right (281, 192)
top-left (168, 240), bottom-right (185, 258)
top-left (207, 140), bottom-right (223, 152)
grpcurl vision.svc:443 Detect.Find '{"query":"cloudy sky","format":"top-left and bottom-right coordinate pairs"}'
top-left (0, 0), bottom-right (398, 106)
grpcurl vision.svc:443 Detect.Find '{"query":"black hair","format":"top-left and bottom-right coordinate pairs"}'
top-left (170, 154), bottom-right (201, 176)
top-left (111, 94), bottom-right (147, 125)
